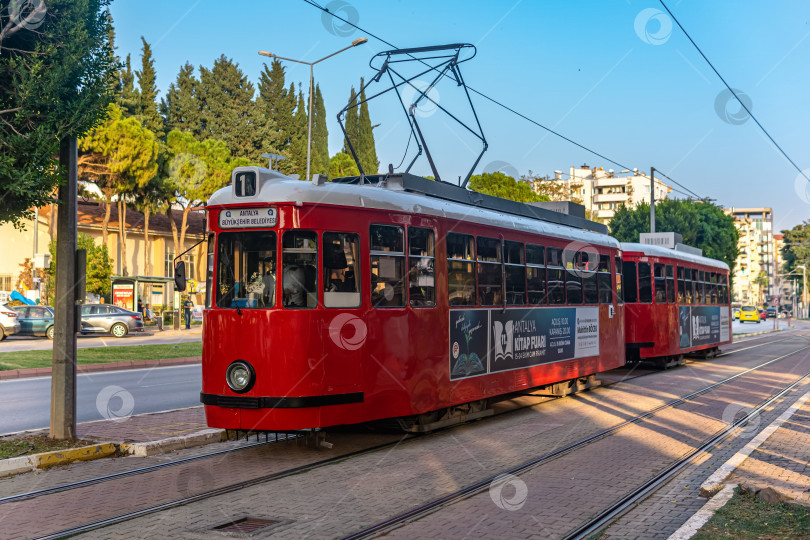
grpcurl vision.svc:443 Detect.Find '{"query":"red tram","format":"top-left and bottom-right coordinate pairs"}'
top-left (621, 243), bottom-right (731, 368)
top-left (196, 166), bottom-right (626, 432)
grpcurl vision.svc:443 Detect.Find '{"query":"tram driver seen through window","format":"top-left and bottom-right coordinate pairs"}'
top-left (282, 230), bottom-right (318, 308)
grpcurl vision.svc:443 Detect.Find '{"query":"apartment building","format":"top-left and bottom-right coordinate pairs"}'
top-left (531, 164), bottom-right (672, 223)
top-left (725, 207), bottom-right (775, 305)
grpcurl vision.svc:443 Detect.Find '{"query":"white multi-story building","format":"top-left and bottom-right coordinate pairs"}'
top-left (724, 207), bottom-right (775, 305)
top-left (531, 164), bottom-right (672, 223)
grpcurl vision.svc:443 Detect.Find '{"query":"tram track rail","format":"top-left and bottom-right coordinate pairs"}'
top-left (338, 341), bottom-right (810, 540)
top-left (16, 335), bottom-right (808, 539)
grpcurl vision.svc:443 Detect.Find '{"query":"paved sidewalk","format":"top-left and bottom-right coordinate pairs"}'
top-left (77, 406), bottom-right (210, 444)
top-left (726, 390), bottom-right (810, 506)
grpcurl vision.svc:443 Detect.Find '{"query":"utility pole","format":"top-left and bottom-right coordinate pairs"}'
top-left (650, 167), bottom-right (656, 233)
top-left (51, 137), bottom-right (79, 440)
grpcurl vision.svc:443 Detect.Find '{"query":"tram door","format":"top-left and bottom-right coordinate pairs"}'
top-left (321, 232), bottom-right (364, 391)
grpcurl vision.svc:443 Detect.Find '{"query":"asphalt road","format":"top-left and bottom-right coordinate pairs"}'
top-left (0, 364), bottom-right (202, 435)
top-left (0, 327), bottom-right (202, 352)
top-left (732, 317), bottom-right (785, 334)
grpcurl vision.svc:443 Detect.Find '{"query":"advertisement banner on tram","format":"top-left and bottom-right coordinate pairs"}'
top-left (678, 306), bottom-right (723, 349)
top-left (449, 307), bottom-right (600, 380)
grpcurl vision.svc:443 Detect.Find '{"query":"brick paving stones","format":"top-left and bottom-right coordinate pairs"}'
top-left (65, 336), bottom-right (810, 539)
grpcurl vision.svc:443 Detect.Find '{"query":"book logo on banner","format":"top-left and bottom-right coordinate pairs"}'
top-left (493, 320), bottom-right (514, 362)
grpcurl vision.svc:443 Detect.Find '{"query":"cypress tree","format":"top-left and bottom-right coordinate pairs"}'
top-left (289, 87), bottom-right (309, 179)
top-left (357, 78), bottom-right (379, 174)
top-left (118, 54), bottom-right (139, 117)
top-left (134, 37), bottom-right (163, 138)
top-left (256, 59), bottom-right (292, 164)
top-left (161, 62), bottom-right (202, 137)
top-left (311, 83), bottom-right (329, 176)
top-left (342, 85), bottom-right (359, 160)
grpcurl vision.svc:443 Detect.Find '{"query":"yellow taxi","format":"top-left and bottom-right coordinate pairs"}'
top-left (739, 305), bottom-right (760, 323)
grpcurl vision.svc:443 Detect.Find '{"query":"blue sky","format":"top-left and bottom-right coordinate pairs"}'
top-left (109, 0), bottom-right (810, 232)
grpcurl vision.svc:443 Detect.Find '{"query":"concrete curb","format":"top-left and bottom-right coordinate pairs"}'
top-left (120, 428), bottom-right (226, 457)
top-left (0, 356), bottom-right (201, 380)
top-left (0, 442), bottom-right (117, 478)
top-left (0, 428), bottom-right (227, 478)
top-left (733, 328), bottom-right (784, 338)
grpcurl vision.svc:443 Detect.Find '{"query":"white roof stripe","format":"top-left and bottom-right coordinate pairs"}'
top-left (209, 168), bottom-right (621, 249)
top-left (621, 242), bottom-right (729, 271)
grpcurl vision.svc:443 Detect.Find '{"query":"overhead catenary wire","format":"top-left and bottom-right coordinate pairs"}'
top-left (304, 0), bottom-right (705, 199)
top-left (652, 169), bottom-right (702, 199)
top-left (659, 0), bottom-right (810, 184)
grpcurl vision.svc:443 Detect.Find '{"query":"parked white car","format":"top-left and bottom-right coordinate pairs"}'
top-left (0, 303), bottom-right (21, 340)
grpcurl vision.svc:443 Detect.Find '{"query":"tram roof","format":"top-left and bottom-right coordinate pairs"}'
top-left (620, 242), bottom-right (729, 271)
top-left (208, 167), bottom-right (620, 249)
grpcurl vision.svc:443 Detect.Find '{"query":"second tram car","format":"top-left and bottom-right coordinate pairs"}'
top-left (621, 243), bottom-right (732, 368)
top-left (198, 167), bottom-right (626, 432)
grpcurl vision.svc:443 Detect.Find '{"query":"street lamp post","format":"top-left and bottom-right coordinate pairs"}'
top-left (797, 265), bottom-right (807, 319)
top-left (259, 37), bottom-right (368, 182)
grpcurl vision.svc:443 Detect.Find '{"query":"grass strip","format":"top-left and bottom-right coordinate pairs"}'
top-left (0, 341), bottom-right (202, 371)
top-left (694, 486), bottom-right (810, 540)
top-left (0, 434), bottom-right (98, 460)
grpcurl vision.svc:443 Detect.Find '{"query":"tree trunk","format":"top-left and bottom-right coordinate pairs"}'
top-left (101, 188), bottom-right (113, 251)
top-left (167, 206), bottom-right (180, 260)
top-left (118, 199), bottom-right (128, 276)
top-left (179, 205), bottom-right (191, 256)
top-left (144, 207), bottom-right (151, 275)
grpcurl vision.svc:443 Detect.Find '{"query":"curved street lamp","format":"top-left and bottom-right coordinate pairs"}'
top-left (259, 38), bottom-right (368, 182)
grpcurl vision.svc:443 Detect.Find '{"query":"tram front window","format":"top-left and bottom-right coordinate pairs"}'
top-left (216, 231), bottom-right (277, 309)
top-left (282, 230), bottom-right (318, 308)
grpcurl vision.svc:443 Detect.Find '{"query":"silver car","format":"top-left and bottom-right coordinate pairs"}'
top-left (0, 303), bottom-right (21, 340)
top-left (80, 304), bottom-right (144, 338)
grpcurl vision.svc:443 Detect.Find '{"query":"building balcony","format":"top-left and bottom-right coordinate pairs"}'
top-left (593, 193), bottom-right (628, 203)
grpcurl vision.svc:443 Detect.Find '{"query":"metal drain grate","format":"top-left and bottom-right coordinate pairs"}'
top-left (212, 517), bottom-right (280, 534)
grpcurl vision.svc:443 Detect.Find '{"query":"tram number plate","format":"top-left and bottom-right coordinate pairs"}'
top-left (219, 207), bottom-right (277, 229)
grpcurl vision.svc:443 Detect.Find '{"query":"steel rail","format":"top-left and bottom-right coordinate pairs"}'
top-left (0, 437), bottom-right (283, 505)
top-left (339, 343), bottom-right (810, 540)
top-left (33, 437), bottom-right (408, 540)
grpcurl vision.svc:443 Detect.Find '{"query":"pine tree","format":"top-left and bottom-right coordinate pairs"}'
top-left (311, 83), bottom-right (329, 176)
top-left (357, 78), bottom-right (379, 174)
top-left (342, 85), bottom-right (359, 160)
top-left (196, 55), bottom-right (264, 161)
top-left (134, 37), bottom-right (163, 138)
top-left (118, 54), bottom-right (139, 117)
top-left (161, 62), bottom-right (202, 136)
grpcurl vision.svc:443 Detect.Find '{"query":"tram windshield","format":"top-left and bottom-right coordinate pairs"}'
top-left (216, 231), bottom-right (277, 309)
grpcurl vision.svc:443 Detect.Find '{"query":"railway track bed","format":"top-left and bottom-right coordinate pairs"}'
top-left (4, 333), bottom-right (807, 539)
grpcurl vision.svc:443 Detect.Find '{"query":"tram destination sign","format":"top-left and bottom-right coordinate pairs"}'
top-left (219, 207), bottom-right (277, 229)
top-left (448, 306), bottom-right (600, 380)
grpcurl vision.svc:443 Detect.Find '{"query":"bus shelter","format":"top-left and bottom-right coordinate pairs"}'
top-left (110, 275), bottom-right (176, 312)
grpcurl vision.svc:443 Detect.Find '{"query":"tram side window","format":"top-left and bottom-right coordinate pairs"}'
top-left (622, 261), bottom-right (638, 303)
top-left (527, 244), bottom-right (547, 305)
top-left (547, 247), bottom-right (566, 305)
top-left (722, 275), bottom-right (729, 304)
top-left (711, 273), bottom-right (719, 304)
top-left (370, 224), bottom-right (406, 307)
top-left (638, 262), bottom-right (652, 303)
top-left (598, 255), bottom-right (612, 304)
top-left (615, 256), bottom-right (623, 304)
top-left (563, 248), bottom-right (583, 305)
top-left (666, 264), bottom-right (675, 303)
top-left (697, 270), bottom-right (706, 304)
top-left (447, 233), bottom-right (476, 306)
top-left (677, 267), bottom-right (685, 303)
top-left (582, 252), bottom-right (598, 304)
top-left (216, 231), bottom-right (277, 309)
top-left (408, 227), bottom-right (436, 307)
top-left (205, 233), bottom-right (214, 309)
top-left (504, 240), bottom-right (526, 305)
top-left (323, 232), bottom-right (361, 308)
top-left (654, 263), bottom-right (666, 303)
top-left (282, 230), bottom-right (317, 308)
top-left (477, 237), bottom-right (503, 306)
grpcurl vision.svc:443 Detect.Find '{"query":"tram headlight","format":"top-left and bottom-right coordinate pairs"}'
top-left (226, 361), bottom-right (255, 393)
